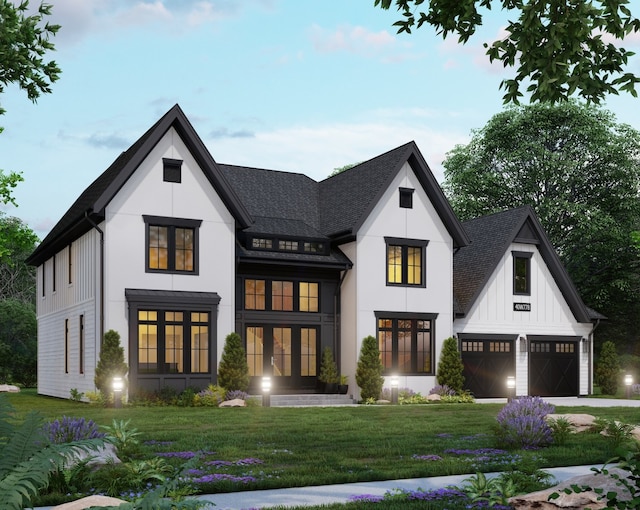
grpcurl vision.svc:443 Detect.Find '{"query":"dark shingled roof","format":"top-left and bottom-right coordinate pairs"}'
top-left (28, 106), bottom-right (468, 269)
top-left (454, 206), bottom-right (599, 323)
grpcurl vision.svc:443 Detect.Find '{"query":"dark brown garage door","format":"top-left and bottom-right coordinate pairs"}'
top-left (461, 338), bottom-right (515, 398)
top-left (529, 339), bottom-right (578, 397)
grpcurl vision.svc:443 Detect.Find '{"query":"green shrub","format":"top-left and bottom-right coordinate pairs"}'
top-left (595, 341), bottom-right (620, 395)
top-left (194, 384), bottom-right (227, 407)
top-left (356, 335), bottom-right (384, 401)
top-left (436, 337), bottom-right (465, 393)
top-left (319, 347), bottom-right (339, 384)
top-left (94, 329), bottom-right (128, 398)
top-left (217, 332), bottom-right (250, 392)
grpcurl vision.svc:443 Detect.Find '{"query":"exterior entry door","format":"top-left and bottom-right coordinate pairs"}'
top-left (246, 325), bottom-right (318, 392)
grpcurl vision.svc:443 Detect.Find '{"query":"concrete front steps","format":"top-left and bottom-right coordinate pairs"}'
top-left (258, 393), bottom-right (356, 407)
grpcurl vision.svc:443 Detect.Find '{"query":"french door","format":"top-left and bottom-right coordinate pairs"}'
top-left (246, 325), bottom-right (319, 391)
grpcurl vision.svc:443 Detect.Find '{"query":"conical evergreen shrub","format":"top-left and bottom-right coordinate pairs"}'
top-left (318, 347), bottom-right (339, 384)
top-left (94, 329), bottom-right (128, 396)
top-left (356, 335), bottom-right (384, 401)
top-left (436, 337), bottom-right (465, 393)
top-left (218, 332), bottom-right (250, 392)
top-left (595, 340), bottom-right (620, 395)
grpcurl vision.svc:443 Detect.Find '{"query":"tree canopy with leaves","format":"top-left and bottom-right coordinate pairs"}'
top-left (443, 101), bottom-right (640, 351)
top-left (0, 0), bottom-right (61, 205)
top-left (374, 0), bottom-right (640, 104)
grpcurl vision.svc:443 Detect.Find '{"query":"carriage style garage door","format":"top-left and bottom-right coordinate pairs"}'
top-left (529, 337), bottom-right (579, 397)
top-left (460, 335), bottom-right (515, 398)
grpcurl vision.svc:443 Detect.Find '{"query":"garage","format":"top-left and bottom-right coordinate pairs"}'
top-left (460, 335), bottom-right (515, 398)
top-left (528, 336), bottom-right (579, 397)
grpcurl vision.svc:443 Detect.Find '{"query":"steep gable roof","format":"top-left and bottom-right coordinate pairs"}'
top-left (27, 104), bottom-right (252, 266)
top-left (319, 141), bottom-right (470, 248)
top-left (454, 205), bottom-right (596, 323)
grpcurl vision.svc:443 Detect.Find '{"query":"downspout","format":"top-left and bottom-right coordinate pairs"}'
top-left (334, 265), bottom-right (351, 372)
top-left (84, 211), bottom-right (105, 355)
top-left (588, 318), bottom-right (601, 395)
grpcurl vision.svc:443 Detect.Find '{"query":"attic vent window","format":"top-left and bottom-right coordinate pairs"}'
top-left (399, 187), bottom-right (414, 209)
top-left (163, 158), bottom-right (182, 183)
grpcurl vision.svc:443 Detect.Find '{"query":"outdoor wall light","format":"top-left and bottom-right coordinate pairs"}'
top-left (112, 376), bottom-right (124, 409)
top-left (261, 376), bottom-right (271, 408)
top-left (506, 376), bottom-right (516, 403)
top-left (625, 374), bottom-right (633, 399)
top-left (519, 336), bottom-right (527, 352)
top-left (391, 375), bottom-right (399, 404)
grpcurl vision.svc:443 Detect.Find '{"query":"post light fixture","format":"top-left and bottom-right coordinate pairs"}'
top-left (391, 374), bottom-right (399, 405)
top-left (519, 336), bottom-right (527, 352)
top-left (261, 376), bottom-right (271, 408)
top-left (112, 376), bottom-right (124, 409)
top-left (625, 374), bottom-right (633, 399)
top-left (506, 376), bottom-right (516, 403)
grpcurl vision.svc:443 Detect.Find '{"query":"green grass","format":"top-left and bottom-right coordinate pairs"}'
top-left (7, 390), bottom-right (640, 506)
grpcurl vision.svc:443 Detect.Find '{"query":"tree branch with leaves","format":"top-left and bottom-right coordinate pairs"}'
top-left (374, 0), bottom-right (640, 104)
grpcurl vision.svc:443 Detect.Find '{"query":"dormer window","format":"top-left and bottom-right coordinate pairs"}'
top-left (399, 187), bottom-right (414, 209)
top-left (252, 238), bottom-right (273, 249)
top-left (279, 240), bottom-right (299, 251)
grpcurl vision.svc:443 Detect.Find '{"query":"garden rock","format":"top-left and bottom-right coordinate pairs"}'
top-left (427, 393), bottom-right (441, 401)
top-left (509, 467), bottom-right (630, 509)
top-left (53, 495), bottom-right (127, 509)
top-left (219, 398), bottom-right (246, 407)
top-left (546, 413), bottom-right (596, 433)
top-left (0, 384), bottom-right (20, 392)
top-left (67, 442), bottom-right (121, 469)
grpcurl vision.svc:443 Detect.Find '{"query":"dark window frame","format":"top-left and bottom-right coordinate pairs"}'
top-left (399, 187), bottom-right (414, 209)
top-left (375, 311), bottom-right (437, 375)
top-left (243, 278), bottom-right (320, 313)
top-left (163, 158), bottom-right (183, 183)
top-left (512, 251), bottom-right (533, 296)
top-left (384, 237), bottom-right (428, 288)
top-left (64, 318), bottom-right (69, 374)
top-left (143, 215), bottom-right (202, 275)
top-left (52, 254), bottom-right (57, 292)
top-left (79, 314), bottom-right (84, 374)
top-left (68, 243), bottom-right (73, 285)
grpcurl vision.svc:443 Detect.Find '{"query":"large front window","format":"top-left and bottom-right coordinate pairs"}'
top-left (144, 216), bottom-right (201, 274)
top-left (137, 309), bottom-right (209, 374)
top-left (385, 237), bottom-right (428, 287)
top-left (376, 313), bottom-right (435, 374)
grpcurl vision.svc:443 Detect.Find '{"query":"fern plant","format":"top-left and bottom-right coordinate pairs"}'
top-left (0, 394), bottom-right (104, 509)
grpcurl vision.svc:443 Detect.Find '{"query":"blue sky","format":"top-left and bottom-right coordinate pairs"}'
top-left (2, 0), bottom-right (640, 239)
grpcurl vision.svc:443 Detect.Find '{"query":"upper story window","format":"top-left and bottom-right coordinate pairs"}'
top-left (399, 187), bottom-right (414, 209)
top-left (244, 279), bottom-right (319, 312)
top-left (279, 240), bottom-right (299, 251)
top-left (163, 158), bottom-right (182, 183)
top-left (512, 251), bottom-right (533, 295)
top-left (143, 215), bottom-right (202, 274)
top-left (385, 237), bottom-right (428, 287)
top-left (252, 238), bottom-right (273, 249)
top-left (247, 236), bottom-right (328, 255)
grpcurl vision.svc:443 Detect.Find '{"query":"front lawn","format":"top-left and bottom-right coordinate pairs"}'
top-left (6, 390), bottom-right (640, 506)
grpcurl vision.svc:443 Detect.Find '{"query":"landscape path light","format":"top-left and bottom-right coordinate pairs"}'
top-left (112, 376), bottom-right (124, 409)
top-left (391, 375), bottom-right (399, 404)
top-left (262, 376), bottom-right (271, 408)
top-left (506, 376), bottom-right (516, 403)
top-left (625, 374), bottom-right (633, 399)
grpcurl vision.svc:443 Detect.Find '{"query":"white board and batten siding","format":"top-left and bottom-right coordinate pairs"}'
top-left (103, 127), bottom-right (237, 371)
top-left (342, 162), bottom-right (455, 398)
top-left (454, 242), bottom-right (592, 396)
top-left (36, 229), bottom-right (100, 398)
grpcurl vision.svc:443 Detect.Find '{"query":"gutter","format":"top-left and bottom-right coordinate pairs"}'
top-left (588, 318), bottom-right (601, 395)
top-left (334, 264), bottom-right (351, 373)
top-left (84, 211), bottom-right (105, 353)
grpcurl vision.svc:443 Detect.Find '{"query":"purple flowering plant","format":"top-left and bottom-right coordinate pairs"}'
top-left (496, 396), bottom-right (555, 449)
top-left (42, 416), bottom-right (106, 444)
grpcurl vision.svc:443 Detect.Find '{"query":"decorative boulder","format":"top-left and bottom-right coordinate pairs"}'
top-left (509, 468), bottom-right (631, 509)
top-left (546, 413), bottom-right (596, 433)
top-left (53, 495), bottom-right (127, 509)
top-left (0, 384), bottom-right (20, 392)
top-left (219, 398), bottom-right (246, 407)
top-left (427, 393), bottom-right (441, 401)
top-left (66, 442), bottom-right (121, 469)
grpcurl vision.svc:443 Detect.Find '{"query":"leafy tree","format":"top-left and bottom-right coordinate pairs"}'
top-left (436, 337), bottom-right (465, 393)
top-left (94, 330), bottom-right (128, 398)
top-left (356, 336), bottom-right (384, 401)
top-left (217, 332), bottom-right (250, 392)
top-left (0, 298), bottom-right (36, 386)
top-left (595, 340), bottom-right (621, 395)
top-left (0, 214), bottom-right (38, 304)
top-left (374, 0), bottom-right (640, 104)
top-left (443, 101), bottom-right (640, 351)
top-left (0, 0), bottom-right (61, 206)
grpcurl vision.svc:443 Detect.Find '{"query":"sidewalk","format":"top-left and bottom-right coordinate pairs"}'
top-left (194, 465), bottom-right (603, 509)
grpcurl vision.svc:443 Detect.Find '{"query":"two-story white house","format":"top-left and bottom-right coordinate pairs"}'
top-left (27, 105), bottom-right (600, 400)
